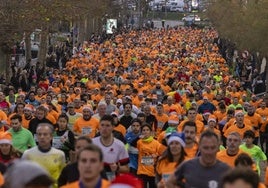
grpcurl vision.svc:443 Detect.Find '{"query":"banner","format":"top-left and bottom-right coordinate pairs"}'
top-left (106, 19), bottom-right (117, 34)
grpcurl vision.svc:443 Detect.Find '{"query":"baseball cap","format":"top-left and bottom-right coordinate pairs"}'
top-left (116, 99), bottom-right (122, 104)
top-left (4, 160), bottom-right (54, 188)
top-left (111, 112), bottom-right (118, 117)
top-left (125, 96), bottom-right (132, 101)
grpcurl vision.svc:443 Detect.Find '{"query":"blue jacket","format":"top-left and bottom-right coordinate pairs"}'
top-left (125, 131), bottom-right (139, 170)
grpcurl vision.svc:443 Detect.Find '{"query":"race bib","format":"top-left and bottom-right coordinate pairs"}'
top-left (67, 123), bottom-right (73, 131)
top-left (52, 136), bottom-right (63, 149)
top-left (82, 127), bottom-right (92, 135)
top-left (162, 173), bottom-right (170, 182)
top-left (34, 134), bottom-right (37, 142)
top-left (141, 156), bottom-right (154, 165)
top-left (106, 172), bottom-right (116, 181)
top-left (157, 121), bottom-right (164, 128)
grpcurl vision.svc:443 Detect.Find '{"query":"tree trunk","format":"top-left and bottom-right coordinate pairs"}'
top-left (0, 45), bottom-right (11, 84)
top-left (78, 19), bottom-right (85, 44)
top-left (0, 48), bottom-right (6, 74)
top-left (25, 32), bottom-right (31, 61)
top-left (37, 30), bottom-right (48, 68)
top-left (264, 56), bottom-right (268, 93)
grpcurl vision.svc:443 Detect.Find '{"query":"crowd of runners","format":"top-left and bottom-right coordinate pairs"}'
top-left (0, 26), bottom-right (266, 188)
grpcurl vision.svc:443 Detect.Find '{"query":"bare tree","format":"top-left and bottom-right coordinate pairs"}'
top-left (0, 0), bottom-right (111, 77)
top-left (207, 0), bottom-right (268, 91)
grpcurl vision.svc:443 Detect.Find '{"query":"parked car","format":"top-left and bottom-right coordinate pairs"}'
top-left (182, 14), bottom-right (201, 22)
top-left (170, 6), bottom-right (184, 12)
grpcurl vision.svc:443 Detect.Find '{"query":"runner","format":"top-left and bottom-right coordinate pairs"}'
top-left (166, 131), bottom-right (230, 187)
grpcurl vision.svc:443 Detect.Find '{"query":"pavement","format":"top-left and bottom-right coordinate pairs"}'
top-left (152, 20), bottom-right (184, 28)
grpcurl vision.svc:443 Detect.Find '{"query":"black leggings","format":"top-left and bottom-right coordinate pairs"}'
top-left (129, 167), bottom-right (137, 176)
top-left (138, 174), bottom-right (156, 188)
top-left (260, 133), bottom-right (268, 153)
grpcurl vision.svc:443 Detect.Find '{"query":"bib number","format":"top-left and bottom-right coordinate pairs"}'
top-left (157, 122), bottom-right (164, 128)
top-left (34, 134), bottom-right (37, 142)
top-left (141, 156), bottom-right (154, 165)
top-left (82, 127), bottom-right (92, 135)
top-left (162, 173), bottom-right (170, 182)
top-left (52, 136), bottom-right (63, 149)
top-left (106, 172), bottom-right (116, 181)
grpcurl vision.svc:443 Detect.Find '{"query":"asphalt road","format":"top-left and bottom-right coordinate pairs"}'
top-left (153, 20), bottom-right (184, 28)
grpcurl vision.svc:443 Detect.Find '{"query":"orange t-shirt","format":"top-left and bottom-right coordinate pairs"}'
top-left (214, 110), bottom-right (227, 122)
top-left (0, 110), bottom-right (7, 122)
top-left (114, 124), bottom-right (127, 136)
top-left (204, 127), bottom-right (221, 138)
top-left (244, 113), bottom-right (263, 137)
top-left (137, 138), bottom-right (162, 177)
top-left (74, 107), bottom-right (83, 114)
top-left (163, 104), bottom-right (183, 115)
top-left (256, 107), bottom-right (268, 121)
top-left (46, 114), bottom-right (57, 125)
top-left (154, 113), bottom-right (169, 137)
top-left (156, 158), bottom-right (179, 183)
top-left (48, 110), bottom-right (60, 122)
top-left (224, 124), bottom-right (253, 138)
top-left (22, 115), bottom-right (33, 129)
top-left (178, 120), bottom-right (204, 138)
top-left (216, 149), bottom-right (244, 167)
top-left (73, 117), bottom-right (99, 138)
top-left (8, 112), bottom-right (23, 125)
top-left (184, 143), bottom-right (199, 159)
